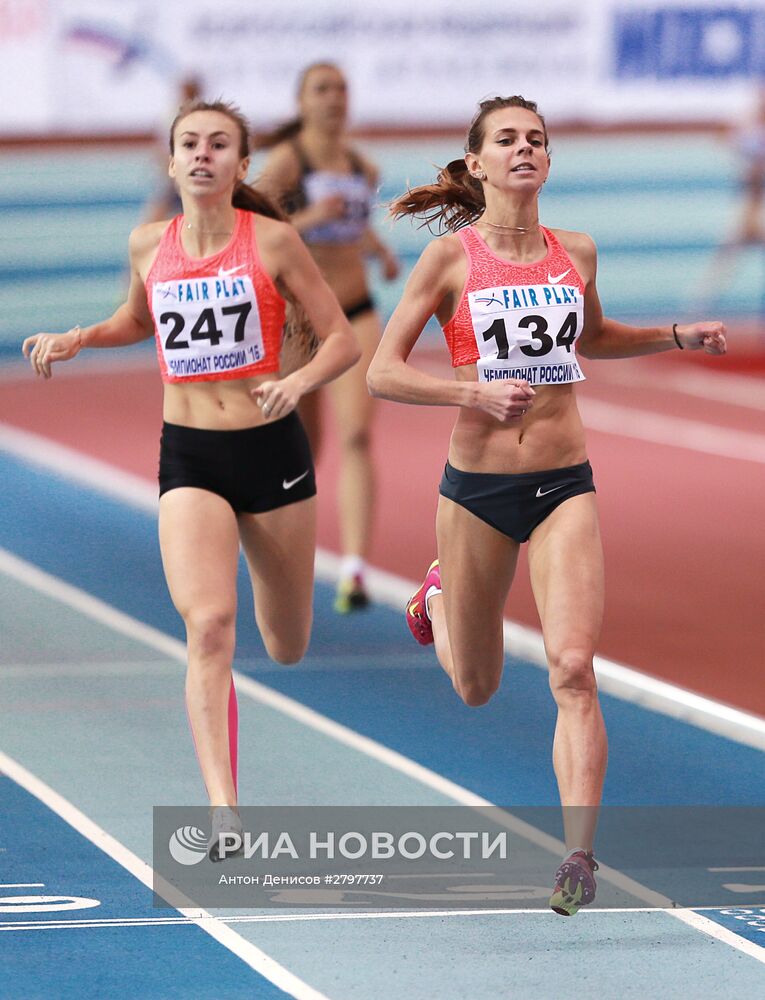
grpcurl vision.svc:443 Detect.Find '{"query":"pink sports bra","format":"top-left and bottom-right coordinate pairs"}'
top-left (442, 226), bottom-right (587, 386)
top-left (145, 209), bottom-right (286, 383)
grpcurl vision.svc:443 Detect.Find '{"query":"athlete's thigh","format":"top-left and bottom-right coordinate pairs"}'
top-left (436, 495), bottom-right (519, 682)
top-left (526, 492), bottom-right (604, 659)
top-left (238, 496), bottom-right (317, 632)
top-left (158, 488), bottom-right (241, 617)
top-left (327, 310), bottom-right (381, 435)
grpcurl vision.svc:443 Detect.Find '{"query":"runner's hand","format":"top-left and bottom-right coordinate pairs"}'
top-left (308, 195), bottom-right (347, 225)
top-left (675, 321), bottom-right (727, 355)
top-left (252, 376), bottom-right (303, 421)
top-left (22, 328), bottom-right (83, 379)
top-left (475, 379), bottom-right (536, 423)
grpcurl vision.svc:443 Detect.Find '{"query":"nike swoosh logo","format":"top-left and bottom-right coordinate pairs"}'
top-left (218, 264), bottom-right (246, 278)
top-left (536, 484), bottom-right (565, 498)
top-left (547, 269), bottom-right (571, 284)
top-left (283, 470), bottom-right (309, 490)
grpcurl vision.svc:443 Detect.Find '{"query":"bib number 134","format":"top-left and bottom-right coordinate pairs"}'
top-left (482, 311), bottom-right (577, 359)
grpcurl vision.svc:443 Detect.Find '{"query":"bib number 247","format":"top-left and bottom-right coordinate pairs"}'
top-left (160, 303), bottom-right (253, 350)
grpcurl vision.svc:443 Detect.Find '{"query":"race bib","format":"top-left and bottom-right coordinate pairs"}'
top-left (152, 272), bottom-right (265, 379)
top-left (468, 283), bottom-right (586, 386)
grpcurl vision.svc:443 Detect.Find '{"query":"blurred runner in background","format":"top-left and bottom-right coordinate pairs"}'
top-left (256, 63), bottom-right (400, 613)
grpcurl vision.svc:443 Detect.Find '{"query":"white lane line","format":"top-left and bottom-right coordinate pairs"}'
top-left (0, 905), bottom-right (749, 931)
top-left (0, 422), bottom-right (158, 512)
top-left (580, 397), bottom-right (765, 464)
top-left (0, 751), bottom-right (331, 1000)
top-left (2, 550), bottom-right (764, 963)
top-left (669, 908), bottom-right (765, 961)
top-left (1, 421), bottom-right (764, 749)
top-left (709, 867), bottom-right (765, 872)
top-left (592, 364), bottom-right (765, 412)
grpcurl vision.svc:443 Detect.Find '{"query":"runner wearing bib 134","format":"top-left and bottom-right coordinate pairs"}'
top-left (439, 224), bottom-right (593, 539)
top-left (367, 93), bottom-right (726, 917)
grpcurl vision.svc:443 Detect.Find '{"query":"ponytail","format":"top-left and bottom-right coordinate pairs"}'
top-left (390, 159), bottom-right (485, 234)
top-left (252, 117), bottom-right (303, 150)
top-left (232, 180), bottom-right (287, 220)
top-left (229, 182), bottom-right (317, 367)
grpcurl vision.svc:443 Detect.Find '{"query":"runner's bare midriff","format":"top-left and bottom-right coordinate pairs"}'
top-left (162, 374), bottom-right (276, 429)
top-left (448, 364), bottom-right (587, 474)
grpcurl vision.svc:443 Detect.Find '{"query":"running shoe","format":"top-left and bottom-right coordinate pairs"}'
top-left (405, 559), bottom-right (441, 646)
top-left (549, 849), bottom-right (599, 916)
top-left (334, 573), bottom-right (370, 613)
top-left (208, 806), bottom-right (244, 863)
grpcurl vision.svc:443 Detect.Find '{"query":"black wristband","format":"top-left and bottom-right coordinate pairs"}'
top-left (672, 323), bottom-right (683, 350)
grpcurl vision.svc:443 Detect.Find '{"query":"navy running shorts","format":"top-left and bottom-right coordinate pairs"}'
top-left (439, 459), bottom-right (595, 543)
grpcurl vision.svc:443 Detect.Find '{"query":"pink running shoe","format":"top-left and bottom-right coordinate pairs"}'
top-left (549, 849), bottom-right (599, 916)
top-left (405, 559), bottom-right (441, 646)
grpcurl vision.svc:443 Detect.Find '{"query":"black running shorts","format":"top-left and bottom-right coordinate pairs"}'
top-left (159, 412), bottom-right (316, 514)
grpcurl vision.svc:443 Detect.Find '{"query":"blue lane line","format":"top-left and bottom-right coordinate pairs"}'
top-left (0, 196), bottom-right (145, 211)
top-left (0, 261), bottom-right (124, 281)
top-left (0, 448), bottom-right (762, 814)
top-left (0, 176), bottom-right (735, 213)
top-left (0, 778), bottom-right (292, 1000)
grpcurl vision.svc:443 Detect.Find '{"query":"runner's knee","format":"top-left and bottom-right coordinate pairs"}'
top-left (260, 622), bottom-right (311, 665)
top-left (184, 608), bottom-right (236, 660)
top-left (548, 648), bottom-right (597, 701)
top-left (455, 672), bottom-right (500, 707)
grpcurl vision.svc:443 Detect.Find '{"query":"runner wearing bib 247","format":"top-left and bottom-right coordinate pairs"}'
top-left (23, 100), bottom-right (360, 862)
top-left (367, 95), bottom-right (726, 916)
top-left (148, 208), bottom-right (286, 385)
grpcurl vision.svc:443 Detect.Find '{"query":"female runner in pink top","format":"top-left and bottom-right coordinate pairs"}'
top-left (23, 100), bottom-right (360, 859)
top-left (367, 95), bottom-right (726, 914)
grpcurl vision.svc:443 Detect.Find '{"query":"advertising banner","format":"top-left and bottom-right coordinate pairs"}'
top-left (2, 0), bottom-right (765, 135)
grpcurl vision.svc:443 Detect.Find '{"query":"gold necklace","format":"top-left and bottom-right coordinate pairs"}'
top-left (184, 222), bottom-right (233, 236)
top-left (477, 218), bottom-right (540, 235)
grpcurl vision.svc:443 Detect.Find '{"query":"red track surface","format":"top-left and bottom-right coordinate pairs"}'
top-left (2, 338), bottom-right (764, 716)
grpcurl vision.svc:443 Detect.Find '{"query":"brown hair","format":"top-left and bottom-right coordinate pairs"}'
top-left (390, 96), bottom-right (548, 233)
top-left (252, 62), bottom-right (344, 150)
top-left (170, 98), bottom-right (317, 364)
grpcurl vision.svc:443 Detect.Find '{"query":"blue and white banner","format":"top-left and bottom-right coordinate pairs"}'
top-left (2, 0), bottom-right (765, 135)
